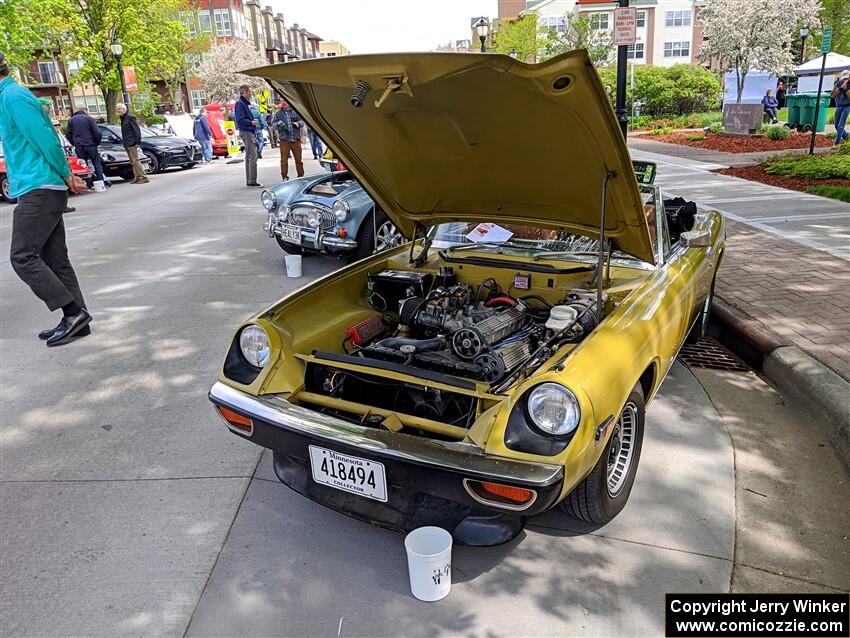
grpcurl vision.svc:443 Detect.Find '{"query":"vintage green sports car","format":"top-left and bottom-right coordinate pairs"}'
top-left (209, 51), bottom-right (725, 546)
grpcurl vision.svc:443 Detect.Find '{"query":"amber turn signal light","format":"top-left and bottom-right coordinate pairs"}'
top-left (480, 482), bottom-right (535, 504)
top-left (463, 479), bottom-right (537, 510)
top-left (216, 406), bottom-right (253, 435)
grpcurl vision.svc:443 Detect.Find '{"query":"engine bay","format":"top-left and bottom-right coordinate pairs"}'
top-left (332, 267), bottom-right (608, 392)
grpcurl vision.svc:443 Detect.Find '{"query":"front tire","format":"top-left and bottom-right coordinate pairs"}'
top-left (142, 150), bottom-right (160, 174)
top-left (275, 236), bottom-right (304, 255)
top-left (353, 209), bottom-right (403, 260)
top-left (1, 175), bottom-right (16, 203)
top-left (562, 383), bottom-right (645, 524)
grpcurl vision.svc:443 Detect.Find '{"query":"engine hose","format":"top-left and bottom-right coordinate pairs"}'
top-left (520, 294), bottom-right (554, 307)
top-left (485, 296), bottom-right (517, 307)
top-left (376, 336), bottom-right (447, 352)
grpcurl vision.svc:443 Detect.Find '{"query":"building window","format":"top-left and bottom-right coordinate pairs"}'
top-left (190, 90), bottom-right (207, 109)
top-left (84, 95), bottom-right (106, 114)
top-left (37, 61), bottom-right (59, 84)
top-left (326, 51), bottom-right (336, 57)
top-left (663, 41), bottom-right (691, 57)
top-left (665, 10), bottom-right (692, 27)
top-left (180, 11), bottom-right (197, 37)
top-left (197, 10), bottom-right (212, 35)
top-left (589, 13), bottom-right (609, 30)
top-left (626, 43), bottom-right (645, 60)
top-left (213, 9), bottom-right (231, 36)
top-left (66, 58), bottom-right (84, 76)
top-left (538, 15), bottom-right (566, 33)
top-left (636, 10), bottom-right (646, 28)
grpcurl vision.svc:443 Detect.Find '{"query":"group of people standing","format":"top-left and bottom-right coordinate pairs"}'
top-left (234, 84), bottom-right (324, 187)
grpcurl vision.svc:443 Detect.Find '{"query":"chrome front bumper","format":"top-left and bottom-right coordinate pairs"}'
top-left (264, 213), bottom-right (358, 252)
top-left (209, 381), bottom-right (563, 487)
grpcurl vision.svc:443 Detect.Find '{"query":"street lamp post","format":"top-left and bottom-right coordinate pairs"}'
top-left (800, 27), bottom-right (809, 65)
top-left (110, 40), bottom-right (130, 109)
top-left (475, 17), bottom-right (489, 53)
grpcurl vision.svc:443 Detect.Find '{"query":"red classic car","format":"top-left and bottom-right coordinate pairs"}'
top-left (0, 144), bottom-right (93, 203)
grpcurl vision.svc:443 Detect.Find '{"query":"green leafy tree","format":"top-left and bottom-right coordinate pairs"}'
top-left (491, 14), bottom-right (540, 62)
top-left (811, 0), bottom-right (850, 55)
top-left (5, 0), bottom-right (192, 122)
top-left (540, 14), bottom-right (615, 67)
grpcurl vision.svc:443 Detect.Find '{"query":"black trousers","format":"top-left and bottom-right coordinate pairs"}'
top-left (10, 189), bottom-right (86, 312)
top-left (74, 144), bottom-right (104, 182)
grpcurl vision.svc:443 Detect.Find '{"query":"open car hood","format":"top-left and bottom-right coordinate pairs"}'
top-left (250, 50), bottom-right (654, 264)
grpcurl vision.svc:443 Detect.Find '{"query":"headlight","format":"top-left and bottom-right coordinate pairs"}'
top-left (100, 153), bottom-right (115, 162)
top-left (333, 199), bottom-right (350, 222)
top-left (307, 210), bottom-right (321, 228)
top-left (526, 383), bottom-right (580, 436)
top-left (239, 325), bottom-right (270, 368)
top-left (276, 204), bottom-right (290, 223)
top-left (261, 189), bottom-right (277, 211)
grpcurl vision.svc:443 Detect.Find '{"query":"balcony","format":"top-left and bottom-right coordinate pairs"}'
top-left (265, 37), bottom-right (282, 51)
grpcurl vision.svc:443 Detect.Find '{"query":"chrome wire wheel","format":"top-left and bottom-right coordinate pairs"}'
top-left (606, 402), bottom-right (637, 497)
top-left (1, 176), bottom-right (10, 200)
top-left (375, 219), bottom-right (402, 252)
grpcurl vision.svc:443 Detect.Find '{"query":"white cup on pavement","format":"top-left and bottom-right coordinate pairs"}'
top-left (92, 180), bottom-right (105, 192)
top-left (404, 526), bottom-right (453, 602)
top-left (284, 254), bottom-right (302, 278)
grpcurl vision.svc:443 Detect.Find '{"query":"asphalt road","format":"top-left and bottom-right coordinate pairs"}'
top-left (0, 150), bottom-right (846, 637)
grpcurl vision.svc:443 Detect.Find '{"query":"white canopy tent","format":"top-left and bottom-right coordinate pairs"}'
top-left (794, 53), bottom-right (850, 93)
top-left (723, 70), bottom-right (778, 105)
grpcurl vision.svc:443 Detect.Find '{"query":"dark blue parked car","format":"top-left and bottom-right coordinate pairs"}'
top-left (262, 167), bottom-right (404, 259)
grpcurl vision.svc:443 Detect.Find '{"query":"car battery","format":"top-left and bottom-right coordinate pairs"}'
top-left (369, 270), bottom-right (433, 311)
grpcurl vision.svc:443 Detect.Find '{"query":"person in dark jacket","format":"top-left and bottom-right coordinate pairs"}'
top-left (193, 108), bottom-right (213, 162)
top-left (116, 103), bottom-right (148, 184)
top-left (776, 82), bottom-right (786, 109)
top-left (832, 70), bottom-right (850, 146)
top-left (235, 85), bottom-right (261, 187)
top-left (761, 90), bottom-right (778, 124)
top-left (66, 106), bottom-right (105, 187)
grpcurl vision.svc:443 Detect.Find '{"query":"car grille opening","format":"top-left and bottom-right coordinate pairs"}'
top-left (287, 205), bottom-right (336, 230)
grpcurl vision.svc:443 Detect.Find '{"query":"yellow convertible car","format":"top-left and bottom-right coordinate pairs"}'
top-left (209, 51), bottom-right (725, 546)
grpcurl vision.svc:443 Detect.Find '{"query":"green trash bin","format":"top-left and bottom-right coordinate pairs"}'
top-left (797, 93), bottom-right (831, 132)
top-left (785, 93), bottom-right (802, 128)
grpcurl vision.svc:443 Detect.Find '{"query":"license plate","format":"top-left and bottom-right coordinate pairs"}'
top-left (281, 224), bottom-right (302, 244)
top-left (308, 445), bottom-right (387, 502)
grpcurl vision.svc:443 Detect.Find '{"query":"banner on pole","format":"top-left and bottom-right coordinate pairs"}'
top-left (123, 66), bottom-right (138, 92)
top-left (821, 27), bottom-right (832, 53)
top-left (613, 7), bottom-right (637, 46)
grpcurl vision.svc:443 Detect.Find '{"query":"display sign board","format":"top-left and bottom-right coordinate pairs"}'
top-left (224, 120), bottom-right (240, 155)
top-left (822, 27), bottom-right (832, 53)
top-left (123, 66), bottom-right (138, 92)
top-left (632, 161), bottom-right (657, 185)
top-left (722, 103), bottom-right (763, 135)
top-left (613, 7), bottom-right (637, 46)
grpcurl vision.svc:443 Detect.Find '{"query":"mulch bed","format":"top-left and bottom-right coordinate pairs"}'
top-left (652, 131), bottom-right (834, 153)
top-left (714, 165), bottom-right (849, 192)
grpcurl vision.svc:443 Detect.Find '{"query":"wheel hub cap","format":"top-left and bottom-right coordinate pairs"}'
top-left (606, 402), bottom-right (637, 497)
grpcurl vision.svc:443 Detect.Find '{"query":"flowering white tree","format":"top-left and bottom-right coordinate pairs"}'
top-left (196, 39), bottom-right (270, 103)
top-left (699, 0), bottom-right (822, 103)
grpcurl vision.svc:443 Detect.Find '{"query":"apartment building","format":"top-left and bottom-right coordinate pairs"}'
top-left (521, 0), bottom-right (706, 67)
top-left (319, 41), bottom-right (351, 57)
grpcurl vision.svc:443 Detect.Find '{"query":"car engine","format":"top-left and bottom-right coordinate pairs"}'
top-left (351, 269), bottom-right (607, 386)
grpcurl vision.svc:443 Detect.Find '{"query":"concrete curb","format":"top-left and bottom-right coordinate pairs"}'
top-left (711, 299), bottom-right (850, 473)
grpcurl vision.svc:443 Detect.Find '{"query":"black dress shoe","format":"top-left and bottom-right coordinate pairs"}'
top-left (39, 323), bottom-right (90, 340)
top-left (247, 182), bottom-right (264, 187)
top-left (46, 310), bottom-right (92, 347)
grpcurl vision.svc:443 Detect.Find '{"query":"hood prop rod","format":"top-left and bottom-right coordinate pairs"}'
top-left (597, 170), bottom-right (616, 325)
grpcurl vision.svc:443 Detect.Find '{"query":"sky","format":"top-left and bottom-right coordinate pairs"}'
top-left (271, 0), bottom-right (499, 54)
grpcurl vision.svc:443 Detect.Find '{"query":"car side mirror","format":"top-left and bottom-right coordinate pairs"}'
top-left (680, 229), bottom-right (710, 248)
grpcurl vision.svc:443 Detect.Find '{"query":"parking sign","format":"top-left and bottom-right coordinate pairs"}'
top-left (614, 7), bottom-right (637, 46)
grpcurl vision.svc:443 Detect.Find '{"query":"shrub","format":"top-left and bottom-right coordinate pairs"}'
top-left (765, 126), bottom-right (791, 141)
top-left (835, 143), bottom-right (850, 155)
top-left (145, 114), bottom-right (167, 126)
top-left (682, 114), bottom-right (702, 128)
top-left (806, 185), bottom-right (850, 202)
top-left (708, 122), bottom-right (724, 134)
top-left (647, 117), bottom-right (676, 129)
top-left (826, 131), bottom-right (837, 139)
top-left (650, 126), bottom-right (675, 136)
top-left (629, 115), bottom-right (654, 130)
top-left (686, 134), bottom-right (706, 141)
top-left (765, 154), bottom-right (850, 179)
top-left (698, 112), bottom-right (723, 127)
top-left (597, 64), bottom-right (721, 116)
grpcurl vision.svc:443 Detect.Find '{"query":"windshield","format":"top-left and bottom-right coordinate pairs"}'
top-left (140, 126), bottom-right (168, 138)
top-left (430, 221), bottom-right (650, 267)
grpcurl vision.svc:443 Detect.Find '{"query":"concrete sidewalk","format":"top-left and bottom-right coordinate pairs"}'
top-left (629, 145), bottom-right (850, 382)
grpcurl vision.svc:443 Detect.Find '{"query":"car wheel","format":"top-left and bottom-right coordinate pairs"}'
top-left (142, 150), bottom-right (160, 174)
top-left (686, 274), bottom-right (716, 344)
top-left (354, 209), bottom-right (402, 260)
top-left (181, 163), bottom-right (196, 170)
top-left (275, 235), bottom-right (304, 255)
top-left (0, 175), bottom-right (16, 203)
top-left (562, 383), bottom-right (645, 525)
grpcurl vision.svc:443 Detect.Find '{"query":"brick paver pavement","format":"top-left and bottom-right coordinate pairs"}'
top-left (716, 218), bottom-right (850, 380)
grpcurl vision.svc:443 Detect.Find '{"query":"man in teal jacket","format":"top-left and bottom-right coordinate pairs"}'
top-left (0, 52), bottom-right (91, 346)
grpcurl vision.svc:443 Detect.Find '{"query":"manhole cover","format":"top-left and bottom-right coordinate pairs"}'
top-left (678, 337), bottom-right (751, 372)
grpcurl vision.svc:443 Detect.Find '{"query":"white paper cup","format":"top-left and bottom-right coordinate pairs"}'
top-left (284, 254), bottom-right (302, 278)
top-left (92, 180), bottom-right (105, 192)
top-left (404, 526), bottom-right (453, 602)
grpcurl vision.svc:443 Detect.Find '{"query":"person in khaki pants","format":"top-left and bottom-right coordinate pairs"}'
top-left (273, 100), bottom-right (304, 181)
top-left (116, 103), bottom-right (148, 183)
